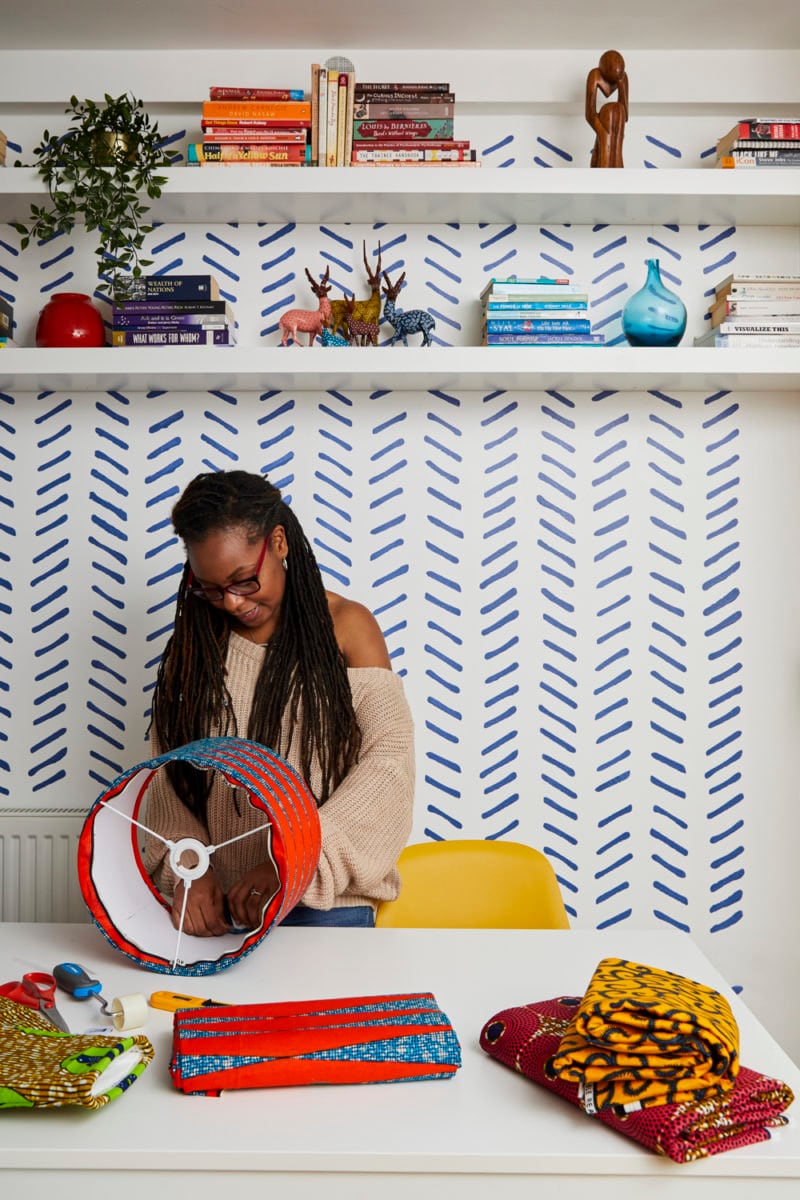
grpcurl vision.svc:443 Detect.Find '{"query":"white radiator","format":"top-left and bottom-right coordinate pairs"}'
top-left (0, 811), bottom-right (88, 922)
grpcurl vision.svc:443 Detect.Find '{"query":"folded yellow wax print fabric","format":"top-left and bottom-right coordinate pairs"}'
top-left (550, 957), bottom-right (740, 1112)
top-left (0, 995), bottom-right (154, 1110)
top-left (481, 997), bottom-right (794, 1164)
top-left (170, 991), bottom-right (461, 1095)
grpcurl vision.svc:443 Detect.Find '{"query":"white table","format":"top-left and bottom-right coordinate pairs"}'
top-left (0, 923), bottom-right (798, 1199)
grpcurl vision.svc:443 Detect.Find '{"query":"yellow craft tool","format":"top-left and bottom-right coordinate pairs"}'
top-left (150, 990), bottom-right (228, 1012)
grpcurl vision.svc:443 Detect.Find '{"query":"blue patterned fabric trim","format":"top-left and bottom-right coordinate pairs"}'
top-left (177, 1011), bottom-right (453, 1038)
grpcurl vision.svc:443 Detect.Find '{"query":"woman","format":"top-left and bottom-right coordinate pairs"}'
top-left (143, 469), bottom-right (415, 934)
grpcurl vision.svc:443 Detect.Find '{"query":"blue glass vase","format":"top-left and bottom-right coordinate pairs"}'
top-left (622, 258), bottom-right (687, 347)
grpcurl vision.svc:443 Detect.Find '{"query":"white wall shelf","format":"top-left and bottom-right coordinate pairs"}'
top-left (2, 167), bottom-right (800, 228)
top-left (2, 345), bottom-right (799, 394)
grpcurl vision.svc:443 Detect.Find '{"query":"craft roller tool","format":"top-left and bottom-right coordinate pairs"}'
top-left (53, 961), bottom-right (148, 1030)
top-left (150, 989), bottom-right (228, 1012)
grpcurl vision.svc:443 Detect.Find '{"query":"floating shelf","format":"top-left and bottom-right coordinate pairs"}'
top-left (2, 167), bottom-right (800, 227)
top-left (2, 345), bottom-right (799, 393)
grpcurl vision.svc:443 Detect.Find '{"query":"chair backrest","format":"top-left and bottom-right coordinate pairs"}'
top-left (375, 839), bottom-right (570, 929)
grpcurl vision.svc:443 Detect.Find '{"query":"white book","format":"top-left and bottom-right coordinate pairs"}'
top-left (318, 69), bottom-right (328, 165)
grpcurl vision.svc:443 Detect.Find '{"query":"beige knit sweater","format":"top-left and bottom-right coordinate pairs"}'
top-left (142, 636), bottom-right (415, 911)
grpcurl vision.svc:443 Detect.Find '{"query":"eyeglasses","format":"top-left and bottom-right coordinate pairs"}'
top-left (186, 536), bottom-right (269, 602)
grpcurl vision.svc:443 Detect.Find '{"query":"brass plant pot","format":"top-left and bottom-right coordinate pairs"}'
top-left (92, 131), bottom-right (135, 165)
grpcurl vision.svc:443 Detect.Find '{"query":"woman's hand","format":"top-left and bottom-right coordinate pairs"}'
top-left (171, 868), bottom-right (229, 937)
top-left (227, 859), bottom-right (281, 929)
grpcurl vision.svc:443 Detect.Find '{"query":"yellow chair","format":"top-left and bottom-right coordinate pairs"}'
top-left (375, 839), bottom-right (570, 929)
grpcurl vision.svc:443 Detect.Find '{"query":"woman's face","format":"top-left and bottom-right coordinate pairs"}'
top-left (187, 524), bottom-right (288, 644)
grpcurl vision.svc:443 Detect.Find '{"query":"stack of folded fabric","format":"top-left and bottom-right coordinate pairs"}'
top-left (480, 958), bottom-right (794, 1164)
top-left (0, 995), bottom-right (154, 1110)
top-left (170, 991), bottom-right (461, 1095)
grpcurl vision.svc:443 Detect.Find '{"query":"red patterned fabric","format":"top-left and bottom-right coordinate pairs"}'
top-left (480, 997), bottom-right (794, 1164)
top-left (170, 992), bottom-right (461, 1095)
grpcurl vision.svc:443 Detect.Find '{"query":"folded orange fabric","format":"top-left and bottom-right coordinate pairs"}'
top-left (551, 958), bottom-right (740, 1112)
top-left (481, 997), bottom-right (793, 1164)
top-left (170, 992), bottom-right (461, 1095)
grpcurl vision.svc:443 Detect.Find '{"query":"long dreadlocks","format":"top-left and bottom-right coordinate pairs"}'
top-left (150, 470), bottom-right (362, 819)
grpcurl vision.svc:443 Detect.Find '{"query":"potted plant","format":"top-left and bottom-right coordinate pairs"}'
top-left (14, 93), bottom-right (173, 300)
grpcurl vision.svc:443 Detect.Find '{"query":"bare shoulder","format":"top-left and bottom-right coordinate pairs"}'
top-left (326, 591), bottom-right (392, 669)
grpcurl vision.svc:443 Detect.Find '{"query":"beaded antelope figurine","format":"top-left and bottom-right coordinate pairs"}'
top-left (278, 265), bottom-right (332, 346)
top-left (381, 270), bottom-right (436, 346)
top-left (328, 241), bottom-right (383, 342)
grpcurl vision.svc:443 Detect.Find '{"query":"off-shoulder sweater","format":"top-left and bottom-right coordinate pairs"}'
top-left (142, 635), bottom-right (415, 911)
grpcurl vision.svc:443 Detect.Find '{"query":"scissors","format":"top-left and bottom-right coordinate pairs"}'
top-left (0, 971), bottom-right (70, 1032)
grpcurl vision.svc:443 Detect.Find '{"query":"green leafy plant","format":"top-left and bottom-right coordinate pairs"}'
top-left (14, 93), bottom-right (173, 298)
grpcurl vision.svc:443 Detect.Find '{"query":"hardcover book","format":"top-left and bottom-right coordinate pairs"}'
top-left (484, 333), bottom-right (604, 345)
top-left (200, 126), bottom-right (310, 142)
top-left (718, 153), bottom-right (800, 168)
top-left (353, 102), bottom-right (455, 120)
top-left (202, 100), bottom-right (311, 121)
top-left (355, 82), bottom-right (450, 92)
top-left (111, 299), bottom-right (234, 319)
top-left (111, 312), bottom-right (232, 329)
top-left (189, 143), bottom-right (311, 164)
top-left (111, 327), bottom-right (235, 346)
top-left (209, 87), bottom-right (305, 101)
top-left (120, 275), bottom-right (222, 301)
top-left (353, 118), bottom-right (454, 141)
top-left (352, 146), bottom-right (474, 162)
top-left (485, 319), bottom-right (592, 333)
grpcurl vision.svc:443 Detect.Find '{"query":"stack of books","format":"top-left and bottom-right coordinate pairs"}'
top-left (715, 119), bottom-right (800, 168)
top-left (350, 82), bottom-right (477, 166)
top-left (0, 293), bottom-right (15, 346)
top-left (694, 274), bottom-right (800, 347)
top-left (480, 277), bottom-right (603, 345)
top-left (108, 275), bottom-right (236, 346)
top-left (0, 129), bottom-right (6, 167)
top-left (310, 64), bottom-right (356, 166)
top-left (188, 86), bottom-right (311, 166)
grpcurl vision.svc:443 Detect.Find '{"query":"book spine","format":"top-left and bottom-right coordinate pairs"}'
top-left (709, 334), bottom-right (800, 346)
top-left (719, 153), bottom-right (800, 167)
top-left (715, 321), bottom-right (800, 335)
top-left (723, 140), bottom-right (800, 151)
top-left (201, 127), bottom-right (309, 142)
top-left (720, 300), bottom-right (800, 315)
top-left (111, 300), bottom-right (231, 316)
top-left (484, 333), bottom-right (604, 344)
top-left (189, 143), bottom-right (310, 163)
top-left (353, 118), bottom-right (454, 140)
top-left (111, 312), bottom-right (232, 329)
top-left (484, 319), bottom-right (592, 333)
top-left (352, 146), bottom-right (474, 162)
top-left (353, 102), bottom-right (455, 119)
top-left (124, 276), bottom-right (219, 300)
top-left (310, 63), bottom-right (320, 166)
top-left (355, 139), bottom-right (471, 150)
top-left (336, 73), bottom-right (348, 167)
top-left (355, 82), bottom-right (450, 92)
top-left (488, 291), bottom-right (589, 304)
top-left (354, 91), bottom-right (455, 104)
top-left (318, 68), bottom-right (328, 164)
top-left (344, 70), bottom-right (355, 169)
top-left (111, 327), bottom-right (235, 346)
top-left (325, 69), bottom-right (338, 166)
top-left (209, 87), bottom-right (305, 101)
top-left (202, 100), bottom-right (312, 120)
top-left (0, 295), bottom-right (12, 324)
top-left (486, 301), bottom-right (588, 312)
top-left (350, 160), bottom-right (481, 167)
top-left (735, 121), bottom-right (800, 140)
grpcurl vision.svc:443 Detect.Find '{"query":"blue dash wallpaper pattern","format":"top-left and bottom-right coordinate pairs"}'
top-left (1, 110), bottom-right (800, 1046)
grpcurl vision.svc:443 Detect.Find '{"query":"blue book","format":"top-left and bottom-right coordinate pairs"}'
top-left (486, 319), bottom-right (592, 334)
top-left (485, 333), bottom-right (605, 345)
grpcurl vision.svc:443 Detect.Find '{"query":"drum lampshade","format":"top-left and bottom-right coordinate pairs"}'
top-left (77, 737), bottom-right (321, 976)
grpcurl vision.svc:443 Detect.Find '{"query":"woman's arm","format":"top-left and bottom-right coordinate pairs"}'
top-left (301, 668), bottom-right (415, 909)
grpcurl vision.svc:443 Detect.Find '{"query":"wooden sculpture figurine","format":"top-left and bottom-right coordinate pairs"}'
top-left (586, 50), bottom-right (629, 168)
top-left (278, 265), bottom-right (332, 346)
top-left (344, 293), bottom-right (380, 346)
top-left (381, 270), bottom-right (436, 347)
top-left (327, 241), bottom-right (384, 342)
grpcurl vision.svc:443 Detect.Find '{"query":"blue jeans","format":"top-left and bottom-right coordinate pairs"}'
top-left (280, 905), bottom-right (375, 927)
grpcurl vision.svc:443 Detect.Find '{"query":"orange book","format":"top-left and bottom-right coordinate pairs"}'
top-left (202, 100), bottom-right (311, 121)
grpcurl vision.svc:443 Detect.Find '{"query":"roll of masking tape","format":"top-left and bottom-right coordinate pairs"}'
top-left (109, 993), bottom-right (148, 1031)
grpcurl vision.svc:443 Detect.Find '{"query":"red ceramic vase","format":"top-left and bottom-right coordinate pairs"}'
top-left (35, 292), bottom-right (106, 348)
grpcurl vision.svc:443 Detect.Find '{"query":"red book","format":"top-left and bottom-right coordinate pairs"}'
top-left (201, 126), bottom-right (309, 143)
top-left (209, 86), bottom-right (305, 101)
